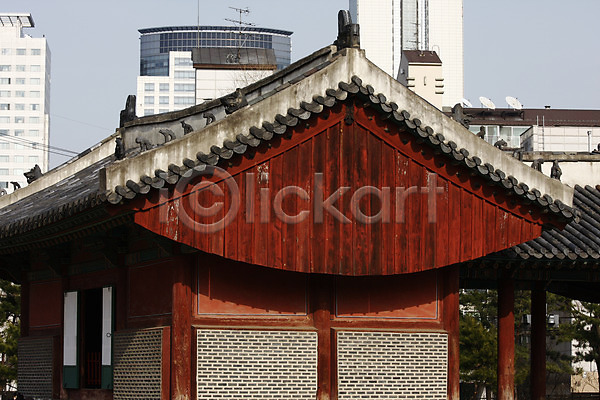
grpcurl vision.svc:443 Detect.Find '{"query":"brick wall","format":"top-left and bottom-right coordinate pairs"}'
top-left (337, 331), bottom-right (448, 399)
top-left (196, 329), bottom-right (318, 399)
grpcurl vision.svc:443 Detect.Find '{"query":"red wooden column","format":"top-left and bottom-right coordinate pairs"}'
top-left (171, 257), bottom-right (193, 400)
top-left (497, 276), bottom-right (515, 400)
top-left (311, 275), bottom-right (333, 400)
top-left (443, 265), bottom-right (460, 400)
top-left (531, 282), bottom-right (546, 400)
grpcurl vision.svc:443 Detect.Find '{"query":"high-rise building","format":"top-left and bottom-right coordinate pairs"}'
top-left (136, 26), bottom-right (292, 115)
top-left (0, 13), bottom-right (50, 193)
top-left (349, 0), bottom-right (463, 108)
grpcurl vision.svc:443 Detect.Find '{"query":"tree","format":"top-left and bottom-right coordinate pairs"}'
top-left (460, 289), bottom-right (498, 399)
top-left (556, 299), bottom-right (600, 392)
top-left (0, 279), bottom-right (20, 392)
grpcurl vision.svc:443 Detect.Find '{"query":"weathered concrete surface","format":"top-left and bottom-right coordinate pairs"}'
top-left (104, 48), bottom-right (574, 207)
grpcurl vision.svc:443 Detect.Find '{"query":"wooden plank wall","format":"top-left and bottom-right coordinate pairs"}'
top-left (133, 104), bottom-right (545, 276)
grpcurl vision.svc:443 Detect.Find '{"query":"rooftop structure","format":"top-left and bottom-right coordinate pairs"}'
top-left (0, 13), bottom-right (34, 28)
top-left (136, 25), bottom-right (292, 115)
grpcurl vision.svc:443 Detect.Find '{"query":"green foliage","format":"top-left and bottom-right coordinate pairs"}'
top-left (460, 289), bottom-right (573, 398)
top-left (0, 279), bottom-right (20, 390)
top-left (553, 295), bottom-right (600, 391)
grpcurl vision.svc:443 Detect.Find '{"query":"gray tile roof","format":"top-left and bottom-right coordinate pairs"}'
top-left (107, 75), bottom-right (577, 225)
top-left (507, 184), bottom-right (600, 261)
top-left (0, 156), bottom-right (112, 239)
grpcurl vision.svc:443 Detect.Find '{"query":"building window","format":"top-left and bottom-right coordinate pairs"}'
top-left (15, 78), bottom-right (25, 85)
top-left (144, 109), bottom-right (155, 116)
top-left (144, 96), bottom-right (155, 105)
top-left (0, 104), bottom-right (9, 110)
top-left (0, 66), bottom-right (10, 72)
top-left (14, 156), bottom-right (24, 163)
top-left (30, 91), bottom-right (40, 98)
top-left (159, 96), bottom-right (169, 104)
top-left (14, 104), bottom-right (24, 110)
top-left (14, 144), bottom-right (24, 150)
top-left (28, 130), bottom-right (39, 136)
top-left (29, 117), bottom-right (40, 123)
top-left (14, 130), bottom-right (24, 137)
top-left (15, 116), bottom-right (24, 124)
top-left (174, 57), bottom-right (192, 66)
top-left (29, 156), bottom-right (38, 163)
top-left (174, 71), bottom-right (195, 79)
top-left (30, 78), bottom-right (40, 85)
top-left (144, 83), bottom-right (155, 92)
top-left (174, 97), bottom-right (195, 105)
top-left (15, 91), bottom-right (25, 98)
top-left (31, 49), bottom-right (41, 55)
top-left (0, 91), bottom-right (10, 98)
top-left (174, 84), bottom-right (195, 92)
top-left (0, 156), bottom-right (8, 163)
top-left (0, 49), bottom-right (10, 55)
top-left (159, 83), bottom-right (169, 92)
top-left (0, 78), bottom-right (10, 85)
top-left (159, 109), bottom-right (169, 114)
top-left (30, 65), bottom-right (41, 72)
top-left (0, 169), bottom-right (8, 176)
top-left (0, 117), bottom-right (9, 124)
top-left (0, 142), bottom-right (9, 150)
top-left (16, 65), bottom-right (25, 72)
top-left (13, 168), bottom-right (24, 176)
top-left (0, 129), bottom-right (8, 135)
top-left (16, 48), bottom-right (26, 55)
top-left (30, 104), bottom-right (39, 111)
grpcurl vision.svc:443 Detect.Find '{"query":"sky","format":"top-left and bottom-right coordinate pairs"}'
top-left (4, 0), bottom-right (600, 168)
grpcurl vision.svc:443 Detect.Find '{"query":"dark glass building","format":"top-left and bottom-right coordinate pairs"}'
top-left (139, 26), bottom-right (293, 76)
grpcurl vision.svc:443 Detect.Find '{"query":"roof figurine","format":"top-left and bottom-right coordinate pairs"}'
top-left (334, 10), bottom-right (360, 50)
top-left (551, 160), bottom-right (562, 181)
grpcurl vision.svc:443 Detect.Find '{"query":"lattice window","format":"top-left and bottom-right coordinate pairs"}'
top-left (18, 337), bottom-right (53, 400)
top-left (337, 331), bottom-right (448, 399)
top-left (196, 329), bottom-right (318, 400)
top-left (113, 328), bottom-right (162, 400)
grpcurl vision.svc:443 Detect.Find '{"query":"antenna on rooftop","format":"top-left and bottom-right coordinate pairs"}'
top-left (225, 7), bottom-right (256, 63)
top-left (479, 96), bottom-right (496, 110)
top-left (505, 96), bottom-right (523, 110)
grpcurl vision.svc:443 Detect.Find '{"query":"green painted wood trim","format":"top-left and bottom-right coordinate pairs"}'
top-left (63, 365), bottom-right (79, 389)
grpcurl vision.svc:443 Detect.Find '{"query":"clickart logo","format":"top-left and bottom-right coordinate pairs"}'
top-left (159, 166), bottom-right (445, 233)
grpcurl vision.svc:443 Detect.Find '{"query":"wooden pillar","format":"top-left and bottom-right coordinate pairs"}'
top-left (497, 277), bottom-right (515, 400)
top-left (311, 275), bottom-right (333, 400)
top-left (443, 265), bottom-right (460, 400)
top-left (531, 282), bottom-right (546, 400)
top-left (171, 257), bottom-right (192, 400)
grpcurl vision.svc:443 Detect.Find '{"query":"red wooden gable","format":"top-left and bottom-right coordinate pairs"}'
top-left (130, 102), bottom-right (550, 276)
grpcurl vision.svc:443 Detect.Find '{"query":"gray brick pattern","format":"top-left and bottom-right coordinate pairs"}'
top-left (18, 337), bottom-right (53, 400)
top-left (196, 329), bottom-right (318, 399)
top-left (337, 331), bottom-right (448, 399)
top-left (113, 328), bottom-right (162, 400)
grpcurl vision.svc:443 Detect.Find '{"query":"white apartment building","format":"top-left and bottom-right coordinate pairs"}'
top-left (0, 13), bottom-right (50, 193)
top-left (137, 51), bottom-right (197, 116)
top-left (349, 0), bottom-right (463, 108)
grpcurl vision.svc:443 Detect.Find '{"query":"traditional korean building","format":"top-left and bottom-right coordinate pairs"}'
top-left (0, 13), bottom-right (581, 400)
